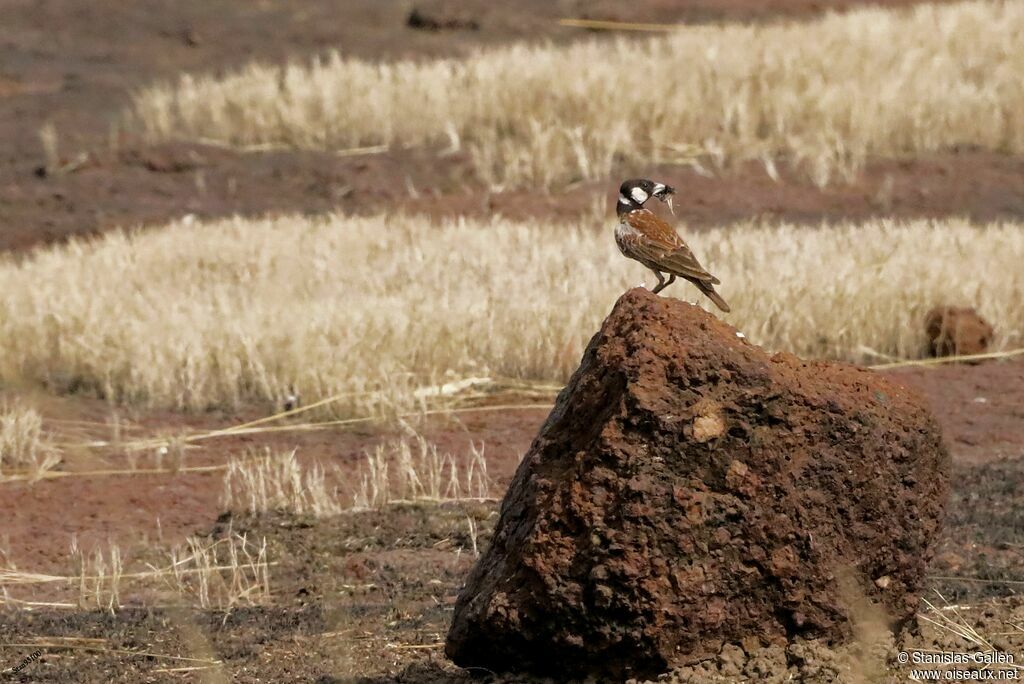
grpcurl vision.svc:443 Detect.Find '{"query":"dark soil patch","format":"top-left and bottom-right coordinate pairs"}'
top-left (929, 458), bottom-right (1024, 603)
top-left (0, 505), bottom-right (497, 683)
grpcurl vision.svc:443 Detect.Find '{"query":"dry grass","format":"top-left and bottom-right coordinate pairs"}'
top-left (0, 402), bottom-right (61, 481)
top-left (161, 533), bottom-right (271, 611)
top-left (129, 1), bottom-right (1024, 187)
top-left (353, 433), bottom-right (492, 510)
top-left (71, 538), bottom-right (123, 613)
top-left (221, 435), bottom-right (493, 515)
top-left (0, 212), bottom-right (1021, 410)
top-left (38, 123), bottom-right (59, 174)
top-left (1, 534), bottom-right (271, 613)
top-left (222, 449), bottom-right (341, 518)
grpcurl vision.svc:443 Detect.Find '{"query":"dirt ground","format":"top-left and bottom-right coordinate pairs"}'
top-left (2, 360), bottom-right (1023, 681)
top-left (2, 0), bottom-right (1023, 682)
top-left (1, 461), bottom-right (1023, 683)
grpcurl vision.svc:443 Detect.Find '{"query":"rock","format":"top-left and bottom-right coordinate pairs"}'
top-left (406, 7), bottom-right (480, 31)
top-left (446, 289), bottom-right (949, 680)
top-left (925, 306), bottom-right (993, 358)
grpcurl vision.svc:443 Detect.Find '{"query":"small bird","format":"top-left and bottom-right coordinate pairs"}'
top-left (614, 178), bottom-right (730, 312)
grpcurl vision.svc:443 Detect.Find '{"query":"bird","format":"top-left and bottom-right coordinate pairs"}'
top-left (614, 178), bottom-right (730, 312)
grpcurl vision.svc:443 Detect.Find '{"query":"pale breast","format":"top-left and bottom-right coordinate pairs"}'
top-left (614, 219), bottom-right (638, 256)
top-left (615, 219), bottom-right (661, 271)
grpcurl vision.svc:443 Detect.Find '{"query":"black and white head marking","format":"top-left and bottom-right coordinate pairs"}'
top-left (617, 178), bottom-right (675, 216)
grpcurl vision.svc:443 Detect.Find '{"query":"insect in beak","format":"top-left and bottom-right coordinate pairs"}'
top-left (653, 183), bottom-right (676, 215)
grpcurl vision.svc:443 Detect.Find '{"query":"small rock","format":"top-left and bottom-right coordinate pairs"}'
top-left (407, 7), bottom-right (480, 31)
top-left (692, 399), bottom-right (725, 442)
top-left (925, 306), bottom-right (993, 358)
top-left (182, 26), bottom-right (201, 47)
top-left (718, 643), bottom-right (745, 678)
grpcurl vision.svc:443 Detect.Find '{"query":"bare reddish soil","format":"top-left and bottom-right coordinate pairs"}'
top-left (3, 356), bottom-right (1023, 576)
top-left (891, 358), bottom-right (1024, 465)
top-left (0, 389), bottom-right (550, 574)
top-left (1, 1), bottom-right (1022, 682)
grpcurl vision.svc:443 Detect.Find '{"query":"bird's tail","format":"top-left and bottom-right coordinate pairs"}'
top-left (697, 281), bottom-right (731, 313)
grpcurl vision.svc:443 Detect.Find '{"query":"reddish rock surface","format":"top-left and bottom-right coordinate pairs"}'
top-left (446, 288), bottom-right (950, 680)
top-left (925, 306), bottom-right (994, 358)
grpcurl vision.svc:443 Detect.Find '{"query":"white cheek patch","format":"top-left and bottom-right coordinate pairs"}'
top-left (630, 187), bottom-right (649, 203)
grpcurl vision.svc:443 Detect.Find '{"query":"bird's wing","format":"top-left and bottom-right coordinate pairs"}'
top-left (623, 210), bottom-right (719, 284)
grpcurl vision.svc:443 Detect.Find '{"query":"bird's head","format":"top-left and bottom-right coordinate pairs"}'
top-left (617, 178), bottom-right (675, 215)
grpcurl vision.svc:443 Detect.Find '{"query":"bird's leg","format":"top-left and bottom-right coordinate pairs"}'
top-left (651, 271), bottom-right (667, 294)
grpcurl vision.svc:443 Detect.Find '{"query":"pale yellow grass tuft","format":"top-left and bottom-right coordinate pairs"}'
top-left (0, 402), bottom-right (61, 481)
top-left (222, 449), bottom-right (341, 517)
top-left (163, 533), bottom-right (271, 611)
top-left (38, 123), bottom-right (60, 174)
top-left (0, 213), bottom-right (1021, 410)
top-left (1, 534), bottom-right (271, 613)
top-left (219, 436), bottom-right (493, 515)
top-left (353, 433), bottom-right (491, 509)
top-left (71, 538), bottom-right (123, 613)
top-left (129, 1), bottom-right (1024, 187)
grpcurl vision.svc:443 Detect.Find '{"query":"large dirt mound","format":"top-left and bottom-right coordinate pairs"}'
top-left (446, 288), bottom-right (950, 680)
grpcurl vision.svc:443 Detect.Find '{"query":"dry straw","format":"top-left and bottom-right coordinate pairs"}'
top-left (222, 448), bottom-right (341, 517)
top-left (129, 1), bottom-right (1024, 187)
top-left (221, 437), bottom-right (493, 515)
top-left (0, 403), bottom-right (61, 481)
top-left (0, 213), bottom-right (1020, 411)
top-left (1, 534), bottom-right (271, 613)
top-left (352, 433), bottom-right (491, 510)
